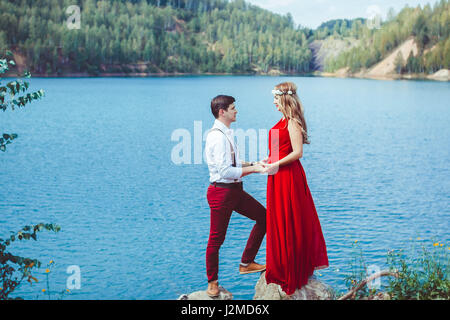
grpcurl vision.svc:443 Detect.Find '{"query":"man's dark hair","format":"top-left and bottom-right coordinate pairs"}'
top-left (210, 95), bottom-right (235, 119)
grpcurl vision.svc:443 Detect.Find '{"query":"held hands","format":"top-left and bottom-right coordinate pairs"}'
top-left (254, 159), bottom-right (279, 175)
top-left (260, 163), bottom-right (279, 175)
top-left (258, 158), bottom-right (268, 165)
top-left (252, 163), bottom-right (265, 173)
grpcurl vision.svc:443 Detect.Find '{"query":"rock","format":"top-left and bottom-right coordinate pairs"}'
top-left (268, 69), bottom-right (282, 76)
top-left (358, 292), bottom-right (391, 300)
top-left (370, 292), bottom-right (391, 300)
top-left (177, 286), bottom-right (233, 300)
top-left (309, 37), bottom-right (361, 71)
top-left (253, 271), bottom-right (335, 300)
top-left (427, 69), bottom-right (449, 81)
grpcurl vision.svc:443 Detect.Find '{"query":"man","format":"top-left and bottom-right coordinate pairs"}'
top-left (204, 95), bottom-right (267, 297)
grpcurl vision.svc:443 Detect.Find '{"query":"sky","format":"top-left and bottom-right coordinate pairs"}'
top-left (246, 0), bottom-right (439, 29)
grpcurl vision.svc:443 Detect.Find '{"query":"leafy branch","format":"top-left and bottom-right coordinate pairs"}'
top-left (1, 50), bottom-right (45, 152)
top-left (0, 223), bottom-right (61, 300)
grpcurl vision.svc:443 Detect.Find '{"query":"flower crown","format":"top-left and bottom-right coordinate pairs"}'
top-left (272, 89), bottom-right (294, 96)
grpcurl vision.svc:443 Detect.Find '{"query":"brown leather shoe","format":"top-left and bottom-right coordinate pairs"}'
top-left (206, 280), bottom-right (220, 297)
top-left (239, 262), bottom-right (266, 275)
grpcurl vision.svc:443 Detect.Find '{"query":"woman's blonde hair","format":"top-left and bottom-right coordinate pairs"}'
top-left (274, 82), bottom-right (310, 144)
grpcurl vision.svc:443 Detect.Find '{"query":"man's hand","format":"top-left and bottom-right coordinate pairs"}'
top-left (240, 163), bottom-right (266, 177)
top-left (260, 163), bottom-right (279, 175)
top-left (252, 163), bottom-right (265, 173)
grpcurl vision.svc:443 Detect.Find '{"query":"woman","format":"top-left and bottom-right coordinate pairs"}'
top-left (261, 82), bottom-right (329, 296)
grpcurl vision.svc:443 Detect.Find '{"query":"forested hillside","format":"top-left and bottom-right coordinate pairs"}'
top-left (324, 0), bottom-right (449, 74)
top-left (312, 18), bottom-right (367, 40)
top-left (0, 0), bottom-right (311, 75)
top-left (1, 0), bottom-right (448, 77)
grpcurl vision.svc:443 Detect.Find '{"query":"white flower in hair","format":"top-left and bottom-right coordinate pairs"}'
top-left (271, 89), bottom-right (284, 96)
top-left (272, 89), bottom-right (294, 95)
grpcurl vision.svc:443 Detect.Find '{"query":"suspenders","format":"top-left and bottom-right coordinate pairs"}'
top-left (210, 127), bottom-right (238, 182)
top-left (209, 128), bottom-right (237, 167)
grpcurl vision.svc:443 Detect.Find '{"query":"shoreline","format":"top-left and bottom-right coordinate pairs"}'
top-left (4, 71), bottom-right (311, 78)
top-left (316, 70), bottom-right (450, 82)
top-left (4, 71), bottom-right (448, 81)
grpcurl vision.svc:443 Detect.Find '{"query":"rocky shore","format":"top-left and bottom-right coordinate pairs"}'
top-left (318, 68), bottom-right (449, 82)
top-left (177, 271), bottom-right (391, 301)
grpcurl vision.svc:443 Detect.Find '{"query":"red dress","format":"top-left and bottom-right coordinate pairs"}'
top-left (265, 118), bottom-right (329, 295)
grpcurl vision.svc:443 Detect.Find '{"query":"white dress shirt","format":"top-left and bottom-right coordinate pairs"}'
top-left (205, 119), bottom-right (243, 183)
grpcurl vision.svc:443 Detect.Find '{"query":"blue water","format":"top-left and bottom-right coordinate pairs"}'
top-left (1, 76), bottom-right (449, 300)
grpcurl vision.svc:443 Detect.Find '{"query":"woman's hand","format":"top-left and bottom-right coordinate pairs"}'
top-left (261, 162), bottom-right (279, 175)
top-left (257, 157), bottom-right (268, 165)
top-left (252, 163), bottom-right (265, 173)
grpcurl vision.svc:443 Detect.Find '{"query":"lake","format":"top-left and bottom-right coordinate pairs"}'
top-left (1, 76), bottom-right (449, 300)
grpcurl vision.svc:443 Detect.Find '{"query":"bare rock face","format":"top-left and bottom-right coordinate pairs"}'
top-left (309, 38), bottom-right (361, 71)
top-left (253, 272), bottom-right (335, 300)
top-left (177, 286), bottom-right (233, 300)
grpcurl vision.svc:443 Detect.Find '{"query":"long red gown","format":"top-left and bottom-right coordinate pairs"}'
top-left (265, 118), bottom-right (329, 295)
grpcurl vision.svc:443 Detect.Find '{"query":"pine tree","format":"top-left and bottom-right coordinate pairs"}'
top-left (394, 51), bottom-right (404, 74)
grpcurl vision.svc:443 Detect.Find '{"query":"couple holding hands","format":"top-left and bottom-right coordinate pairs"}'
top-left (204, 82), bottom-right (329, 298)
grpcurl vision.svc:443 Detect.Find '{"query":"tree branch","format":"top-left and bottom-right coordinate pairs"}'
top-left (339, 269), bottom-right (399, 300)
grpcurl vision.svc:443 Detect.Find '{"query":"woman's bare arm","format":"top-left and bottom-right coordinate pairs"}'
top-left (267, 119), bottom-right (303, 170)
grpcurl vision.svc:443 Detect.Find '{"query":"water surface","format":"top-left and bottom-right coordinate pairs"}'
top-left (1, 76), bottom-right (449, 299)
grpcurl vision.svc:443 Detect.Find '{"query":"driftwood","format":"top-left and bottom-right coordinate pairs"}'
top-left (338, 269), bottom-right (399, 300)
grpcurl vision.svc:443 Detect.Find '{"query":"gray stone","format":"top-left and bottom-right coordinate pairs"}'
top-left (177, 286), bottom-right (233, 300)
top-left (253, 271), bottom-right (335, 300)
top-left (370, 292), bottom-right (391, 300)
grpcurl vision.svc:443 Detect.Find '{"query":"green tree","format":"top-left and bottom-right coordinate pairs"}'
top-left (325, 1), bottom-right (449, 75)
top-left (394, 51), bottom-right (405, 74)
top-left (0, 52), bottom-right (44, 151)
top-left (387, 7), bottom-right (397, 22)
top-left (0, 0), bottom-right (315, 75)
top-left (412, 13), bottom-right (430, 52)
top-left (1, 52), bottom-right (60, 300)
top-left (1, 223), bottom-right (61, 300)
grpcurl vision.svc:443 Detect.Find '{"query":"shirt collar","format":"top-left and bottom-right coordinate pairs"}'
top-left (213, 119), bottom-right (233, 135)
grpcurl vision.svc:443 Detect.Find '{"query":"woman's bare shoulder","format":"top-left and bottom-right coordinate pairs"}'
top-left (287, 118), bottom-right (303, 131)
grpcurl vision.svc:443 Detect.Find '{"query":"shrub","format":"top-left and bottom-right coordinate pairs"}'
top-left (386, 240), bottom-right (450, 300)
top-left (0, 224), bottom-right (61, 300)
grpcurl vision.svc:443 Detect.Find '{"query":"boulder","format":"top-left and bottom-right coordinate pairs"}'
top-left (359, 292), bottom-right (391, 300)
top-left (177, 286), bottom-right (233, 300)
top-left (253, 271), bottom-right (335, 300)
top-left (427, 69), bottom-right (449, 81)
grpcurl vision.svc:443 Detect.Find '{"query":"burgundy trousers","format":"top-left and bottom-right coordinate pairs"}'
top-left (206, 183), bottom-right (266, 282)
